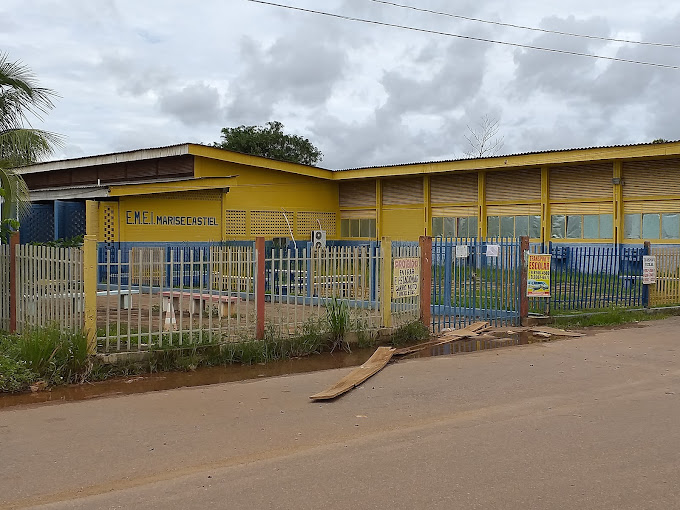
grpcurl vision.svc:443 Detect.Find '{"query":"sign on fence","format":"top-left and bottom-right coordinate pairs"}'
top-left (527, 253), bottom-right (551, 298)
top-left (643, 255), bottom-right (657, 285)
top-left (393, 257), bottom-right (420, 298)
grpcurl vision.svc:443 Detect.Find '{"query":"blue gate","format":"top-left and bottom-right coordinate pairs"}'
top-left (432, 237), bottom-right (521, 332)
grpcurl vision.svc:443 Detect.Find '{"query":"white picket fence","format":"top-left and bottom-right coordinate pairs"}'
top-left (15, 245), bottom-right (85, 333)
top-left (0, 244), bottom-right (10, 331)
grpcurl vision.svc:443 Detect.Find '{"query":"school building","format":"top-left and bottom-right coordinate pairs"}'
top-left (16, 140), bottom-right (680, 246)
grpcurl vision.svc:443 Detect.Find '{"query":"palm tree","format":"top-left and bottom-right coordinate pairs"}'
top-left (0, 52), bottom-right (60, 228)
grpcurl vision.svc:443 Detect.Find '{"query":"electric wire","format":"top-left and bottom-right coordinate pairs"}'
top-left (367, 0), bottom-right (680, 49)
top-left (247, 0), bottom-right (680, 70)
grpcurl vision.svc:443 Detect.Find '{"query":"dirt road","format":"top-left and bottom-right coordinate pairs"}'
top-left (2, 318), bottom-right (679, 509)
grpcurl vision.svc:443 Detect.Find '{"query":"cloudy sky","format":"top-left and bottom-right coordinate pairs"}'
top-left (2, 0), bottom-right (679, 169)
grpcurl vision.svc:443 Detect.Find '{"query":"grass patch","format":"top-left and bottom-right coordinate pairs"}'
top-left (390, 320), bottom-right (431, 347)
top-left (553, 307), bottom-right (672, 328)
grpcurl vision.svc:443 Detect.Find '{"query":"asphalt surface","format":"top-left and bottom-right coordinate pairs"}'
top-left (1, 317), bottom-right (679, 509)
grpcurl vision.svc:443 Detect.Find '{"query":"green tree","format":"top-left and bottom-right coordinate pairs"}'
top-left (215, 121), bottom-right (323, 166)
top-left (0, 52), bottom-right (60, 238)
top-left (652, 138), bottom-right (671, 144)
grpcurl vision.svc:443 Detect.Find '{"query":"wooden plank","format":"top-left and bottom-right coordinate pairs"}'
top-left (394, 321), bottom-right (489, 356)
top-left (529, 326), bottom-right (583, 337)
top-left (309, 346), bottom-right (396, 401)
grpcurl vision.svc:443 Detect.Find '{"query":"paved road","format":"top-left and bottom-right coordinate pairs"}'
top-left (1, 318), bottom-right (679, 509)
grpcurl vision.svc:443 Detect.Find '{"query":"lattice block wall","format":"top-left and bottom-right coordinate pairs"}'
top-left (20, 203), bottom-right (54, 243)
top-left (250, 210), bottom-right (291, 236)
top-left (225, 210), bottom-right (247, 236)
top-left (296, 211), bottom-right (336, 237)
top-left (103, 205), bottom-right (116, 244)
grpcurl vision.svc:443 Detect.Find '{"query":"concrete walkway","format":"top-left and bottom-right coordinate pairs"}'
top-left (1, 318), bottom-right (679, 509)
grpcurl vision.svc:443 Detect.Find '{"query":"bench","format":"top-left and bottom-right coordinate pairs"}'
top-left (161, 291), bottom-right (240, 330)
top-left (96, 290), bottom-right (140, 310)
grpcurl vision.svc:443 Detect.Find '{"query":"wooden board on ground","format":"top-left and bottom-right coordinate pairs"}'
top-left (309, 346), bottom-right (396, 401)
top-left (530, 326), bottom-right (583, 337)
top-left (394, 322), bottom-right (489, 356)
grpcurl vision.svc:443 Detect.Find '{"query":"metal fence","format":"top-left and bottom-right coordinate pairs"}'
top-left (15, 245), bottom-right (84, 333)
top-left (530, 244), bottom-right (645, 312)
top-left (432, 237), bottom-right (521, 331)
top-left (650, 246), bottom-right (680, 307)
top-left (97, 245), bottom-right (257, 352)
top-left (391, 242), bottom-right (421, 328)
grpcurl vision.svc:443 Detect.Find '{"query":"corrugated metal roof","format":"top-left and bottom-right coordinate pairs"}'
top-left (334, 140), bottom-right (680, 172)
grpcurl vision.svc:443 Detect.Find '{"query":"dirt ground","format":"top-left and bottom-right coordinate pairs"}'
top-left (1, 317), bottom-right (679, 509)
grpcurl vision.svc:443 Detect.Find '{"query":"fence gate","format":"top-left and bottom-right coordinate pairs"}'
top-left (432, 237), bottom-right (520, 332)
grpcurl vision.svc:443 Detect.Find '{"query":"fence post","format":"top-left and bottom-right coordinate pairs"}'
top-left (520, 236), bottom-right (530, 326)
top-left (642, 241), bottom-right (651, 308)
top-left (9, 230), bottom-right (19, 333)
top-left (255, 237), bottom-right (265, 340)
top-left (419, 236), bottom-right (432, 329)
top-left (381, 237), bottom-right (392, 329)
top-left (84, 200), bottom-right (99, 354)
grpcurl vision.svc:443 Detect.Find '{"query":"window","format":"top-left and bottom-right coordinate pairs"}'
top-left (432, 216), bottom-right (477, 238)
top-left (625, 213), bottom-right (680, 240)
top-left (488, 215), bottom-right (542, 238)
top-left (341, 218), bottom-right (376, 238)
top-left (552, 214), bottom-right (613, 240)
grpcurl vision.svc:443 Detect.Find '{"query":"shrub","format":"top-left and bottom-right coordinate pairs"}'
top-left (390, 320), bottom-right (430, 347)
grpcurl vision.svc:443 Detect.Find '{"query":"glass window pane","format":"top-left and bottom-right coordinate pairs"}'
top-left (642, 213), bottom-right (660, 239)
top-left (624, 214), bottom-right (641, 239)
top-left (599, 214), bottom-right (613, 239)
top-left (443, 217), bottom-right (456, 237)
top-left (368, 219), bottom-right (377, 238)
top-left (500, 216), bottom-right (514, 237)
top-left (359, 219), bottom-right (370, 237)
top-left (583, 215), bottom-right (599, 239)
top-left (468, 216), bottom-right (478, 238)
top-left (458, 217), bottom-right (469, 238)
top-left (551, 215), bottom-right (565, 239)
top-left (566, 215), bottom-right (582, 239)
top-left (432, 217), bottom-right (443, 237)
top-left (341, 219), bottom-right (349, 238)
top-left (515, 215), bottom-right (529, 237)
top-left (487, 216), bottom-right (500, 237)
top-left (662, 213), bottom-right (680, 239)
top-left (530, 215), bottom-right (541, 238)
top-left (350, 219), bottom-right (360, 238)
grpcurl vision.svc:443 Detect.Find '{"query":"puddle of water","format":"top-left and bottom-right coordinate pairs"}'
top-left (410, 331), bottom-right (555, 358)
top-left (0, 348), bottom-right (376, 410)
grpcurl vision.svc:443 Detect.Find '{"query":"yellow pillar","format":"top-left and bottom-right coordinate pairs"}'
top-left (423, 175), bottom-right (431, 236)
top-left (376, 179), bottom-right (383, 239)
top-left (613, 162), bottom-right (624, 244)
top-left (478, 171), bottom-right (486, 238)
top-left (381, 237), bottom-right (392, 328)
top-left (541, 166), bottom-right (551, 243)
top-left (84, 201), bottom-right (99, 354)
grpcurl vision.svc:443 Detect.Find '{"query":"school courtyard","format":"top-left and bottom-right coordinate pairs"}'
top-left (2, 316), bottom-right (678, 510)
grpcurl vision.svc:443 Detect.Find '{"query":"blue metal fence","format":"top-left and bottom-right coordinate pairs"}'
top-left (532, 244), bottom-right (645, 312)
top-left (432, 237), bottom-right (521, 332)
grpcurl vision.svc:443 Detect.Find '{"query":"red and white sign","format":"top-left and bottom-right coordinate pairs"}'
top-left (643, 255), bottom-right (657, 285)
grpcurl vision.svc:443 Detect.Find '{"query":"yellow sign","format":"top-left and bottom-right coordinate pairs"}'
top-left (527, 253), bottom-right (551, 297)
top-left (393, 257), bottom-right (420, 298)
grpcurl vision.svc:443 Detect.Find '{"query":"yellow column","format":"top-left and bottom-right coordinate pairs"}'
top-left (381, 237), bottom-right (392, 328)
top-left (423, 175), bottom-right (431, 236)
top-left (376, 179), bottom-right (383, 239)
top-left (541, 166), bottom-right (550, 243)
top-left (84, 200), bottom-right (99, 354)
top-left (613, 162), bottom-right (624, 244)
top-left (478, 171), bottom-right (486, 238)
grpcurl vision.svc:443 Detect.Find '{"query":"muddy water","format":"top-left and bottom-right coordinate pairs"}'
top-left (0, 331), bottom-right (562, 410)
top-left (0, 348), bottom-right (376, 410)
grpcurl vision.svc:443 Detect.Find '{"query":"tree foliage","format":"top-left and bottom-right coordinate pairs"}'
top-left (652, 138), bottom-right (671, 144)
top-left (463, 115), bottom-right (505, 159)
top-left (215, 121), bottom-right (323, 166)
top-left (0, 52), bottom-right (60, 238)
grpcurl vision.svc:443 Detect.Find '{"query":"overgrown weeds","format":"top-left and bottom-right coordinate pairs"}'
top-left (390, 320), bottom-right (431, 347)
top-left (553, 307), bottom-right (671, 328)
top-left (326, 298), bottom-right (350, 352)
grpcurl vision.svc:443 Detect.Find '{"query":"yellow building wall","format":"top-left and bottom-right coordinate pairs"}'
top-left (195, 157), bottom-right (340, 239)
top-left (118, 194), bottom-right (223, 242)
top-left (381, 207), bottom-right (426, 240)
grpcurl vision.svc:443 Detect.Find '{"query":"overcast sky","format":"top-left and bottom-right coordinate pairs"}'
top-left (2, 0), bottom-right (679, 169)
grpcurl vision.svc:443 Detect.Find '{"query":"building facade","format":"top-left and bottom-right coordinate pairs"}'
top-left (16, 141), bottom-right (680, 246)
